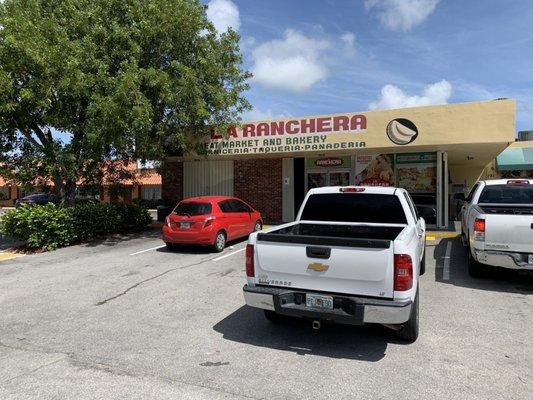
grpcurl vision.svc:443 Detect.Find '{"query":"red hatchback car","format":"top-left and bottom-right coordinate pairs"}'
top-left (162, 196), bottom-right (263, 252)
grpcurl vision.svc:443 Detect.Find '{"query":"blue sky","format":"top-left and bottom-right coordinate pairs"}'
top-left (205, 0), bottom-right (533, 132)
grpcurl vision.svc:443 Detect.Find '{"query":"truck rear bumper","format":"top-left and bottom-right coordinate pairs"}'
top-left (243, 285), bottom-right (412, 325)
top-left (473, 249), bottom-right (533, 270)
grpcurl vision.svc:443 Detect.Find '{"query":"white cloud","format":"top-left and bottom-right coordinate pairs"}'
top-left (251, 29), bottom-right (330, 92)
top-left (243, 108), bottom-right (291, 121)
top-left (340, 32), bottom-right (356, 57)
top-left (369, 80), bottom-right (452, 110)
top-left (365, 0), bottom-right (439, 31)
top-left (206, 0), bottom-right (240, 33)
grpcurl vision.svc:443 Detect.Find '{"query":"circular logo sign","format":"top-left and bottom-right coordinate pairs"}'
top-left (386, 118), bottom-right (418, 145)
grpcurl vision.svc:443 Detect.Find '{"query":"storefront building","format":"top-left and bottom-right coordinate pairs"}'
top-left (162, 99), bottom-right (515, 228)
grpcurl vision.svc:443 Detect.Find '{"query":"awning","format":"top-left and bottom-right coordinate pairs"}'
top-left (497, 146), bottom-right (533, 171)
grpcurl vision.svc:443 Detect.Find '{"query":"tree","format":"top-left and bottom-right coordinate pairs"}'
top-left (0, 0), bottom-right (250, 203)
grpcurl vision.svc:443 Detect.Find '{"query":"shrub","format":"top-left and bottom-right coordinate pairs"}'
top-left (1, 203), bottom-right (152, 250)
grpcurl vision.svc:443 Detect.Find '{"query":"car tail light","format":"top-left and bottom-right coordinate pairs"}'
top-left (203, 216), bottom-right (215, 228)
top-left (339, 187), bottom-right (365, 193)
top-left (165, 216), bottom-right (171, 228)
top-left (474, 218), bottom-right (485, 241)
top-left (507, 179), bottom-right (529, 185)
top-left (394, 254), bottom-right (413, 291)
top-left (245, 244), bottom-right (255, 277)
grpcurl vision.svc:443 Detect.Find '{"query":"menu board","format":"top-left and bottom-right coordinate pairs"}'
top-left (355, 154), bottom-right (395, 187)
top-left (395, 152), bottom-right (437, 193)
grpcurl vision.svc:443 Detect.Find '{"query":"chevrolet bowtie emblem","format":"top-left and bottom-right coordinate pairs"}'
top-left (308, 263), bottom-right (329, 272)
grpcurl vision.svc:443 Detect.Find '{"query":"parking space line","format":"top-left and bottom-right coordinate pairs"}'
top-left (443, 241), bottom-right (452, 281)
top-left (212, 248), bottom-right (245, 262)
top-left (130, 245), bottom-right (166, 256)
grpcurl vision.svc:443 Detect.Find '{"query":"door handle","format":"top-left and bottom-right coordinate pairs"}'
top-left (306, 246), bottom-right (331, 259)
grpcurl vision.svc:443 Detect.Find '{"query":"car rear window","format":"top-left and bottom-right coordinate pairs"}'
top-left (478, 184), bottom-right (533, 204)
top-left (300, 193), bottom-right (407, 224)
top-left (174, 202), bottom-right (212, 216)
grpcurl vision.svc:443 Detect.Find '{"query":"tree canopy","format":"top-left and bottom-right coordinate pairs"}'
top-left (0, 0), bottom-right (251, 202)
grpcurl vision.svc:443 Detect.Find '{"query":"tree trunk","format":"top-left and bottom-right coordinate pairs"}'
top-left (53, 176), bottom-right (65, 201)
top-left (64, 179), bottom-right (77, 206)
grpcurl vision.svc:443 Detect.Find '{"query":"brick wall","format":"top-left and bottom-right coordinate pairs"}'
top-left (162, 161), bottom-right (183, 205)
top-left (234, 159), bottom-right (282, 224)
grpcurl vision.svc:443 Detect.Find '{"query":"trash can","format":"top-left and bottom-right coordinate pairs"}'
top-left (157, 205), bottom-right (172, 222)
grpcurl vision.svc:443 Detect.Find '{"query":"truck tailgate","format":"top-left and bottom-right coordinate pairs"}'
top-left (484, 214), bottom-right (533, 252)
top-left (254, 238), bottom-right (395, 298)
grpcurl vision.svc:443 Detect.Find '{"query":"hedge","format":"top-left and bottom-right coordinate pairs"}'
top-left (0, 203), bottom-right (152, 250)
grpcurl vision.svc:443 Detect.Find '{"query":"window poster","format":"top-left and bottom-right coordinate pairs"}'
top-left (354, 154), bottom-right (395, 187)
top-left (395, 152), bottom-right (437, 193)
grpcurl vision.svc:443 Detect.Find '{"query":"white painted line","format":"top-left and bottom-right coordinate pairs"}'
top-left (212, 247), bottom-right (245, 262)
top-left (443, 241), bottom-right (452, 281)
top-left (130, 244), bottom-right (166, 256)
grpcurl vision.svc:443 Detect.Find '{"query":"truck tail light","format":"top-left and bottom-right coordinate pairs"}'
top-left (474, 218), bottom-right (485, 241)
top-left (394, 254), bottom-right (413, 291)
top-left (340, 187), bottom-right (365, 193)
top-left (507, 179), bottom-right (529, 185)
top-left (245, 244), bottom-right (255, 277)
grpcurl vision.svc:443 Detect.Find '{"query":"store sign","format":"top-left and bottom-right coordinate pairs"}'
top-left (206, 113), bottom-right (367, 155)
top-left (307, 156), bottom-right (350, 169)
top-left (396, 152), bottom-right (437, 163)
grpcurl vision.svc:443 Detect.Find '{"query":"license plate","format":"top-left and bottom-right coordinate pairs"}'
top-left (528, 255), bottom-right (533, 264)
top-left (180, 222), bottom-right (191, 229)
top-left (306, 294), bottom-right (333, 310)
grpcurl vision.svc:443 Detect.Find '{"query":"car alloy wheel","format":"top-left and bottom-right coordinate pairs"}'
top-left (214, 231), bottom-right (226, 252)
top-left (254, 221), bottom-right (262, 232)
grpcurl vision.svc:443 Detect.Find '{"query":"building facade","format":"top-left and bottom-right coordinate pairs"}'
top-left (162, 99), bottom-right (516, 228)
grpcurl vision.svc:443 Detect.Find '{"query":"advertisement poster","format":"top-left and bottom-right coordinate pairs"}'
top-left (395, 153), bottom-right (437, 193)
top-left (354, 154), bottom-right (395, 186)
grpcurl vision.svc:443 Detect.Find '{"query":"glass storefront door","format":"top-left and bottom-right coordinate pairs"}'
top-left (329, 171), bottom-right (350, 186)
top-left (306, 170), bottom-right (351, 191)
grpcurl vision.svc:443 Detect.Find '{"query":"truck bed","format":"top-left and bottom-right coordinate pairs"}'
top-left (257, 223), bottom-right (405, 249)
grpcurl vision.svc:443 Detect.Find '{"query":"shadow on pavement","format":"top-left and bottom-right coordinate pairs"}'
top-left (434, 237), bottom-right (533, 294)
top-left (213, 305), bottom-right (398, 361)
top-left (158, 237), bottom-right (248, 255)
top-left (83, 230), bottom-right (161, 247)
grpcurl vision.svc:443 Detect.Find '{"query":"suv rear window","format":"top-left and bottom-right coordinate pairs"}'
top-left (478, 184), bottom-right (533, 204)
top-left (300, 193), bottom-right (407, 224)
top-left (174, 202), bottom-right (212, 216)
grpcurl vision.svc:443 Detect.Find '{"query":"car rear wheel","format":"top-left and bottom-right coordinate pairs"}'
top-left (253, 221), bottom-right (262, 232)
top-left (396, 290), bottom-right (419, 343)
top-left (213, 231), bottom-right (226, 252)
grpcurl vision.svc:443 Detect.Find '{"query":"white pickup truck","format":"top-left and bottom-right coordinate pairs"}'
top-left (461, 179), bottom-right (533, 276)
top-left (243, 186), bottom-right (426, 342)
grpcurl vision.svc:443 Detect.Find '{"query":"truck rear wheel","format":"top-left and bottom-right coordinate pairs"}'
top-left (420, 246), bottom-right (426, 276)
top-left (396, 290), bottom-right (419, 343)
top-left (263, 310), bottom-right (283, 323)
top-left (468, 249), bottom-right (485, 278)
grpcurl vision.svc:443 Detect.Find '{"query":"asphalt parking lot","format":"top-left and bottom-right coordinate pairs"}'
top-left (0, 232), bottom-right (531, 399)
